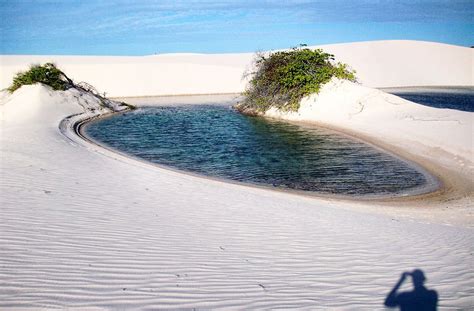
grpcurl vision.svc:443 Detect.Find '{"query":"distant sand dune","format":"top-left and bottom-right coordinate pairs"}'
top-left (1, 40), bottom-right (472, 97)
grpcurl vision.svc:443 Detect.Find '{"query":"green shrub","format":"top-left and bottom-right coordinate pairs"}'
top-left (239, 45), bottom-right (356, 112)
top-left (8, 63), bottom-right (73, 93)
top-left (6, 62), bottom-right (136, 111)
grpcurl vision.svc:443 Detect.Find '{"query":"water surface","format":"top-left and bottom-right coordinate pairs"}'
top-left (85, 104), bottom-right (430, 196)
top-left (384, 86), bottom-right (474, 112)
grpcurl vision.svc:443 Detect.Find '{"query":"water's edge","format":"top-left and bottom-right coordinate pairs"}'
top-left (76, 102), bottom-right (442, 201)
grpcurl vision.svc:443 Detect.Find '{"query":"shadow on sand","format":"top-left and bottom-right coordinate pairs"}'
top-left (385, 269), bottom-right (438, 310)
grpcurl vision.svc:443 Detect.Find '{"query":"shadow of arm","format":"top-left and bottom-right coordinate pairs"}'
top-left (385, 272), bottom-right (409, 307)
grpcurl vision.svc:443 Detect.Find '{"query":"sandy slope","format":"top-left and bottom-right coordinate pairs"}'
top-left (1, 41), bottom-right (473, 97)
top-left (265, 79), bottom-right (473, 182)
top-left (0, 84), bottom-right (473, 309)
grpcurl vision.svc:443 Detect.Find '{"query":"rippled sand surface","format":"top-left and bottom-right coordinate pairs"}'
top-left (1, 88), bottom-right (473, 309)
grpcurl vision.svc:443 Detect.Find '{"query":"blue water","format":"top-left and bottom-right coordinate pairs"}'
top-left (85, 104), bottom-right (430, 196)
top-left (384, 87), bottom-right (474, 112)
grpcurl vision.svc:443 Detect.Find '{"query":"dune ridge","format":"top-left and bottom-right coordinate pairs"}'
top-left (1, 40), bottom-right (472, 97)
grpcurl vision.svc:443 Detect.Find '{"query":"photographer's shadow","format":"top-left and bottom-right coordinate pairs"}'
top-left (384, 269), bottom-right (438, 310)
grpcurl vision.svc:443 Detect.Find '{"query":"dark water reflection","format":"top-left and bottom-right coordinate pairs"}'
top-left (384, 86), bottom-right (474, 112)
top-left (85, 104), bottom-right (429, 196)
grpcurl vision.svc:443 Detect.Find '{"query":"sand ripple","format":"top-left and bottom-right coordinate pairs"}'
top-left (0, 93), bottom-right (473, 309)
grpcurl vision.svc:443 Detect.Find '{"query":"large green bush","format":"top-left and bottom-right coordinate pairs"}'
top-left (239, 46), bottom-right (356, 112)
top-left (8, 63), bottom-right (73, 93)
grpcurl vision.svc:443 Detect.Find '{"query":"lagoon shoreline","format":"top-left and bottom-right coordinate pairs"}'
top-left (76, 94), bottom-right (473, 226)
top-left (79, 97), bottom-right (445, 203)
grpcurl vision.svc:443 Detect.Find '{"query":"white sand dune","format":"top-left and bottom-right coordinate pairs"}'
top-left (1, 40), bottom-right (473, 97)
top-left (1, 40), bottom-right (473, 309)
top-left (265, 79), bottom-right (473, 181)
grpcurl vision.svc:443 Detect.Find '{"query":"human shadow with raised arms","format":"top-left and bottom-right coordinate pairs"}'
top-left (384, 269), bottom-right (438, 311)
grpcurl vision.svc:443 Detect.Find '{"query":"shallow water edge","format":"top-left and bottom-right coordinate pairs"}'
top-left (77, 96), bottom-right (444, 202)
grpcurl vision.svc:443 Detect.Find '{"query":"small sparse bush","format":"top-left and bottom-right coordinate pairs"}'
top-left (7, 63), bottom-right (136, 111)
top-left (239, 45), bottom-right (356, 112)
top-left (8, 63), bottom-right (73, 93)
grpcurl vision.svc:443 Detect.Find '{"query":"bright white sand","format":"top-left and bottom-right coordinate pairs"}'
top-left (265, 79), bottom-right (473, 180)
top-left (1, 40), bottom-right (473, 97)
top-left (1, 41), bottom-right (473, 309)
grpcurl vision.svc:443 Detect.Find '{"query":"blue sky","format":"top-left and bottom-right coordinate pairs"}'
top-left (1, 0), bottom-right (473, 55)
